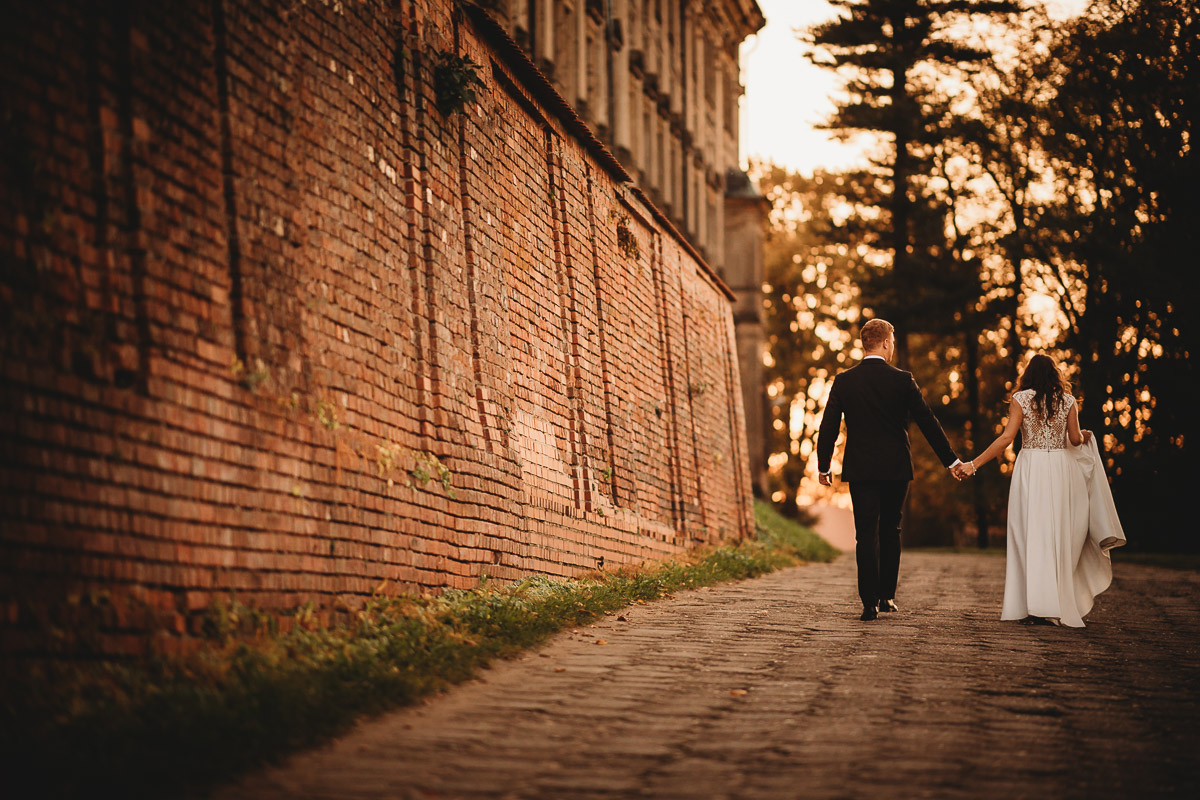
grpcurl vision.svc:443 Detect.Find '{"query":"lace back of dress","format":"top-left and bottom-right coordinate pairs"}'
top-left (1016, 389), bottom-right (1073, 450)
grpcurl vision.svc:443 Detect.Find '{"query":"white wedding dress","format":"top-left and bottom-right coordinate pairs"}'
top-left (1001, 389), bottom-right (1126, 627)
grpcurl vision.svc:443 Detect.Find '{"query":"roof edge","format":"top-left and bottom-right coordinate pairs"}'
top-left (459, 1), bottom-right (735, 302)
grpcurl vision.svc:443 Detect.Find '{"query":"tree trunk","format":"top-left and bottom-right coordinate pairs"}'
top-left (965, 329), bottom-right (990, 548)
top-left (889, 43), bottom-right (912, 370)
top-left (891, 143), bottom-right (912, 370)
top-left (1008, 212), bottom-right (1026, 385)
top-left (1072, 275), bottom-right (1109, 435)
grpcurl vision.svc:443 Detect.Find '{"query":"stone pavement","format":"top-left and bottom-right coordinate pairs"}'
top-left (211, 553), bottom-right (1200, 800)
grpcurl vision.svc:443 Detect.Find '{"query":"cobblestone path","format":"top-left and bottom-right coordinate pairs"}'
top-left (212, 553), bottom-right (1200, 800)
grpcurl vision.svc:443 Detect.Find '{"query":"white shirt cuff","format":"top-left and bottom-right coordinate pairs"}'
top-left (949, 459), bottom-right (963, 469)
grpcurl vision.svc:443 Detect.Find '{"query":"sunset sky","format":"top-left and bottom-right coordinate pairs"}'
top-left (739, 0), bottom-right (1089, 175)
top-left (738, 0), bottom-right (859, 175)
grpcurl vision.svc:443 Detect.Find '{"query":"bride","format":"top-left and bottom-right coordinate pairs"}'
top-left (958, 354), bottom-right (1126, 627)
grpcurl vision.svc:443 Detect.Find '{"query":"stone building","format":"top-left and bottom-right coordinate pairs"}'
top-left (488, 0), bottom-right (771, 494)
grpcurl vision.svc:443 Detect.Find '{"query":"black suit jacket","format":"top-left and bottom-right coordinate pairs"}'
top-left (816, 358), bottom-right (958, 482)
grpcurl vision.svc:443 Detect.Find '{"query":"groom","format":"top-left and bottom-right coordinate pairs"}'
top-left (816, 319), bottom-right (962, 621)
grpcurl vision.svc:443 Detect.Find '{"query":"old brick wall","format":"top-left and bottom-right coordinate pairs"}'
top-left (0, 0), bottom-right (753, 655)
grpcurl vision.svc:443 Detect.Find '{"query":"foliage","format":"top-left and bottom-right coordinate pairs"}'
top-left (432, 51), bottom-right (484, 116)
top-left (615, 213), bottom-right (641, 261)
top-left (410, 450), bottom-right (455, 497)
top-left (806, 0), bottom-right (1020, 368)
top-left (782, 0), bottom-right (1194, 548)
top-left (314, 397), bottom-right (339, 431)
top-left (757, 163), bottom-right (1010, 545)
top-left (0, 519), bottom-right (835, 799)
top-left (800, 0), bottom-right (1025, 546)
top-left (1035, 0), bottom-right (1196, 548)
top-left (753, 499), bottom-right (841, 562)
top-left (972, 0), bottom-right (1197, 549)
top-left (757, 165), bottom-right (869, 511)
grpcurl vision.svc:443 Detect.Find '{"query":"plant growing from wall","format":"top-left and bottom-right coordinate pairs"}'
top-left (615, 213), bottom-right (641, 261)
top-left (315, 399), bottom-right (340, 431)
top-left (229, 356), bottom-right (270, 391)
top-left (432, 51), bottom-right (484, 116)
top-left (411, 451), bottom-right (455, 498)
top-left (375, 442), bottom-right (403, 481)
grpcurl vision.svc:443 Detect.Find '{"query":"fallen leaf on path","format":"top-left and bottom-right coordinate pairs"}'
top-left (595, 639), bottom-right (608, 645)
top-left (730, 689), bottom-right (748, 696)
top-left (553, 667), bottom-right (566, 673)
top-left (617, 615), bottom-right (628, 622)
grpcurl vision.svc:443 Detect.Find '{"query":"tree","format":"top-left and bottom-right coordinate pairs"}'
top-left (757, 163), bottom-right (1012, 545)
top-left (804, 1), bottom-right (1021, 545)
top-left (1011, 0), bottom-right (1198, 549)
top-left (807, 0), bottom-right (1021, 369)
top-left (757, 165), bottom-right (875, 517)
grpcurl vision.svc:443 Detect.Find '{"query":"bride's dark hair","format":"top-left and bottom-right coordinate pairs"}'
top-left (1018, 354), bottom-right (1071, 419)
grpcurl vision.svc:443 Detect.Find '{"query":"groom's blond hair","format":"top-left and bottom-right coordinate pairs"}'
top-left (860, 318), bottom-right (894, 351)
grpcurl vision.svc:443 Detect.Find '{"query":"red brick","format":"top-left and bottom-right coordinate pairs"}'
top-left (0, 0), bottom-right (752, 657)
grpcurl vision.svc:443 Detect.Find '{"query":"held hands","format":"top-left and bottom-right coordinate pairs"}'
top-left (951, 461), bottom-right (978, 480)
top-left (818, 472), bottom-right (833, 487)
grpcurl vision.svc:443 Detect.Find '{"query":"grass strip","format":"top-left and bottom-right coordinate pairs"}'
top-left (2, 502), bottom-right (834, 799)
top-left (754, 500), bottom-right (840, 563)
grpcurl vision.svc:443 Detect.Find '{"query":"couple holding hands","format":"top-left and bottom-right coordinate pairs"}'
top-left (816, 319), bottom-right (1125, 625)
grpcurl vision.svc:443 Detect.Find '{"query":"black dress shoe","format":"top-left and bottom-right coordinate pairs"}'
top-left (860, 606), bottom-right (878, 621)
top-left (879, 599), bottom-right (899, 613)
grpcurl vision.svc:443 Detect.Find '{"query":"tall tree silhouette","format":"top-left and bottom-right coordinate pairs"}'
top-left (807, 0), bottom-right (1019, 368)
top-left (1012, 0), bottom-right (1197, 549)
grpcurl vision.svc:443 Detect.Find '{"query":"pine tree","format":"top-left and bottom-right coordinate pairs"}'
top-left (806, 0), bottom-right (1020, 368)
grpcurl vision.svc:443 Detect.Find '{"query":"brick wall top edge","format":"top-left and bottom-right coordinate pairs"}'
top-left (462, 2), bottom-right (735, 303)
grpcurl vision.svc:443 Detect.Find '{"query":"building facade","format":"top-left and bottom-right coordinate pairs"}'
top-left (490, 0), bottom-right (771, 494)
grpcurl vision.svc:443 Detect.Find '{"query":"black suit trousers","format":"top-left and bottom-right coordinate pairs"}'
top-left (848, 480), bottom-right (910, 608)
